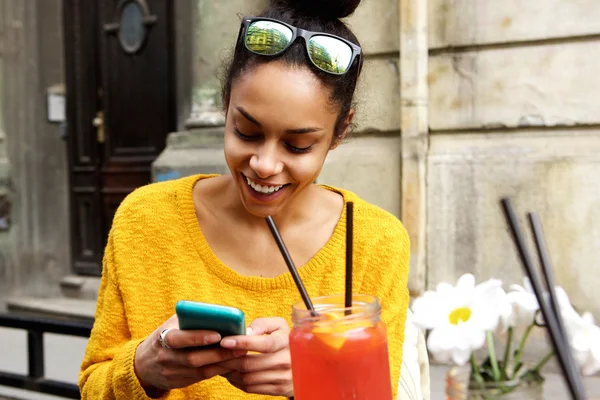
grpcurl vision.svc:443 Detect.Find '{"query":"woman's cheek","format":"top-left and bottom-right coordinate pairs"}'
top-left (224, 136), bottom-right (248, 162)
top-left (289, 153), bottom-right (327, 182)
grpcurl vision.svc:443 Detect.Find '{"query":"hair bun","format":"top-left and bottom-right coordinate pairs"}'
top-left (270, 0), bottom-right (362, 19)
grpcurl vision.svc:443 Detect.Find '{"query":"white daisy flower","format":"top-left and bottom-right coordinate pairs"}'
top-left (411, 273), bottom-right (503, 366)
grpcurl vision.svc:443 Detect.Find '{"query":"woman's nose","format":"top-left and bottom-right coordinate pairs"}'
top-left (249, 145), bottom-right (284, 179)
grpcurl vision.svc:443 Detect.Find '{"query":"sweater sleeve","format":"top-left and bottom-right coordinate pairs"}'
top-left (359, 221), bottom-right (411, 400)
top-left (79, 232), bottom-right (157, 400)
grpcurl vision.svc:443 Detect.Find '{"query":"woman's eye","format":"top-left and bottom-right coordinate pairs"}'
top-left (286, 143), bottom-right (313, 154)
top-left (234, 127), bottom-right (312, 153)
top-left (233, 127), bottom-right (260, 141)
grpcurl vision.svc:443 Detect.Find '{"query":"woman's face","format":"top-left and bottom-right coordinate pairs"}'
top-left (224, 62), bottom-right (346, 218)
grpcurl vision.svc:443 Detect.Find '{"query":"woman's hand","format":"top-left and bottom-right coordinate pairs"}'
top-left (134, 315), bottom-right (247, 394)
top-left (217, 317), bottom-right (294, 397)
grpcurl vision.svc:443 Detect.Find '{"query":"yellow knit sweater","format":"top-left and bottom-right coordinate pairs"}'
top-left (79, 174), bottom-right (410, 400)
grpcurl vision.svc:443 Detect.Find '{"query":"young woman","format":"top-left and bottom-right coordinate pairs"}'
top-left (79, 0), bottom-right (412, 398)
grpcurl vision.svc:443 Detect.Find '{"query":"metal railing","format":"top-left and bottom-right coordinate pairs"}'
top-left (0, 312), bottom-right (93, 399)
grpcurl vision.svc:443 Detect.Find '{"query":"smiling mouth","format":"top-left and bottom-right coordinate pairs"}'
top-left (244, 175), bottom-right (289, 194)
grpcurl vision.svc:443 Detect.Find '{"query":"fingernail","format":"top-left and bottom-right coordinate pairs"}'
top-left (246, 327), bottom-right (253, 335)
top-left (221, 338), bottom-right (236, 348)
top-left (205, 333), bottom-right (221, 344)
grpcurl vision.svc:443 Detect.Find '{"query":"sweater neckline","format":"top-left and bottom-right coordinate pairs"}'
top-left (175, 174), bottom-right (353, 291)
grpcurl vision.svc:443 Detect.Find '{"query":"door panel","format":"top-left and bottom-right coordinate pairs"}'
top-left (102, 0), bottom-right (173, 160)
top-left (99, 0), bottom-right (175, 243)
top-left (71, 192), bottom-right (104, 275)
top-left (64, 2), bottom-right (104, 275)
top-left (64, 0), bottom-right (175, 275)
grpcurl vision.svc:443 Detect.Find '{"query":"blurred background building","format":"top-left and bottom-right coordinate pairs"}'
top-left (0, 0), bottom-right (599, 326)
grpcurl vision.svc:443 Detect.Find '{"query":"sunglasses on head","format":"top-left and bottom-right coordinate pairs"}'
top-left (238, 16), bottom-right (362, 75)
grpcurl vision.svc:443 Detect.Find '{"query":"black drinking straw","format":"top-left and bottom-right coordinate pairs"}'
top-left (265, 216), bottom-right (317, 316)
top-left (345, 202), bottom-right (354, 315)
top-left (528, 213), bottom-right (568, 341)
top-left (528, 212), bottom-right (586, 395)
top-left (500, 198), bottom-right (586, 400)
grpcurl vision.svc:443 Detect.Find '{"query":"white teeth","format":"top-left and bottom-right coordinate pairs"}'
top-left (245, 176), bottom-right (284, 194)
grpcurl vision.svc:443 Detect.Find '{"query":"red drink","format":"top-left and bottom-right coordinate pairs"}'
top-left (289, 295), bottom-right (393, 400)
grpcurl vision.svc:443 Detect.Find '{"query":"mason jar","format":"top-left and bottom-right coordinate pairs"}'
top-left (289, 294), bottom-right (393, 400)
top-left (446, 365), bottom-right (544, 400)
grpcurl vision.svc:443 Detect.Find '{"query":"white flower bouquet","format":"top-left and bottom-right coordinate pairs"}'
top-left (411, 273), bottom-right (600, 394)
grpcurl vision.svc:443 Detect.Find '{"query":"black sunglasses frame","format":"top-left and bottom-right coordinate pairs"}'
top-left (238, 16), bottom-right (362, 75)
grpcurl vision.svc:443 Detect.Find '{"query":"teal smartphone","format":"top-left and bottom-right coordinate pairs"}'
top-left (175, 300), bottom-right (246, 338)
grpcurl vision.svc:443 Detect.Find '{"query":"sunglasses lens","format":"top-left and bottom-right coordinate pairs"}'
top-left (308, 35), bottom-right (353, 74)
top-left (245, 21), bottom-right (293, 55)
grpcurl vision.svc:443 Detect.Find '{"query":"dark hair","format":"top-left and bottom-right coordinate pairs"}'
top-left (222, 0), bottom-right (363, 140)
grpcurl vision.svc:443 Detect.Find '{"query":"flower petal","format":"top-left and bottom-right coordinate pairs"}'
top-left (509, 284), bottom-right (526, 293)
top-left (456, 273), bottom-right (476, 290)
top-left (555, 287), bottom-right (578, 320)
top-left (476, 278), bottom-right (503, 291)
top-left (471, 298), bottom-right (501, 331)
top-left (582, 312), bottom-right (596, 326)
top-left (498, 299), bottom-right (514, 332)
top-left (411, 292), bottom-right (445, 329)
top-left (507, 291), bottom-right (538, 311)
top-left (463, 325), bottom-right (486, 350)
top-left (426, 327), bottom-right (452, 359)
top-left (436, 282), bottom-right (455, 295)
top-left (451, 347), bottom-right (472, 366)
top-left (591, 336), bottom-right (600, 360)
top-left (582, 354), bottom-right (600, 376)
top-left (523, 277), bottom-right (534, 294)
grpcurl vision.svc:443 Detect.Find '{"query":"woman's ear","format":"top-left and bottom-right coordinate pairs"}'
top-left (330, 109), bottom-right (355, 150)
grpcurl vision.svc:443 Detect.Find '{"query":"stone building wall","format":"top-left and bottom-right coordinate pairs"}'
top-left (0, 28), bottom-right (10, 300)
top-left (319, 0), bottom-right (402, 218)
top-left (426, 0), bottom-right (600, 318)
top-left (0, 0), bottom-right (70, 305)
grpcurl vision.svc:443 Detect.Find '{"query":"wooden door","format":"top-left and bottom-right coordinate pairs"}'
top-left (64, 0), bottom-right (175, 276)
